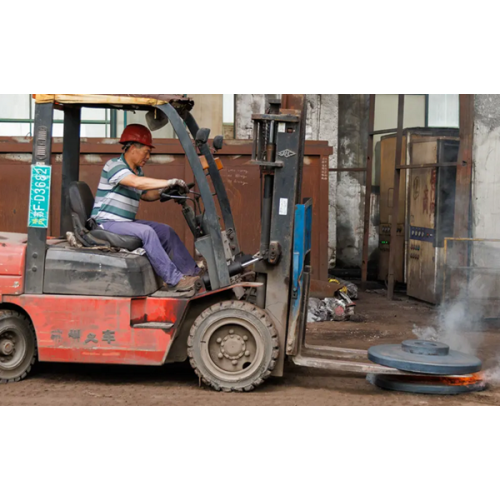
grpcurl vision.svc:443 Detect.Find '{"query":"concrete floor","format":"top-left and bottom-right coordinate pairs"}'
top-left (1, 288), bottom-right (499, 406)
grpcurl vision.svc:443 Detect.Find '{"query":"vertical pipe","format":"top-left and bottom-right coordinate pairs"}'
top-left (252, 120), bottom-right (258, 160)
top-left (387, 95), bottom-right (406, 300)
top-left (110, 109), bottom-right (117, 138)
top-left (256, 273), bottom-right (267, 309)
top-left (361, 95), bottom-right (376, 290)
top-left (260, 174), bottom-right (274, 256)
top-left (454, 94), bottom-right (474, 239)
top-left (451, 95), bottom-right (474, 299)
top-left (425, 94), bottom-right (430, 127)
top-left (443, 238), bottom-right (449, 303)
top-left (29, 96), bottom-right (33, 137)
top-left (266, 121), bottom-right (276, 162)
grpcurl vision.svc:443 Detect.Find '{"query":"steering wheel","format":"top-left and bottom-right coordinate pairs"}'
top-left (160, 183), bottom-right (195, 203)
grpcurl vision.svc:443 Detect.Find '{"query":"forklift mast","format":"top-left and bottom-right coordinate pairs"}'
top-left (251, 95), bottom-right (310, 375)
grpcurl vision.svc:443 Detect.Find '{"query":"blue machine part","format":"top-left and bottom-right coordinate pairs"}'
top-left (292, 200), bottom-right (313, 300)
top-left (410, 226), bottom-right (435, 244)
top-left (287, 200), bottom-right (313, 352)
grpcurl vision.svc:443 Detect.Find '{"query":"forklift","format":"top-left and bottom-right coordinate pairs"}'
top-left (0, 93), bottom-right (426, 392)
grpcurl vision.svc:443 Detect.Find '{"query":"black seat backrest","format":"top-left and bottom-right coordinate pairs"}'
top-left (68, 181), bottom-right (143, 252)
top-left (69, 181), bottom-right (95, 228)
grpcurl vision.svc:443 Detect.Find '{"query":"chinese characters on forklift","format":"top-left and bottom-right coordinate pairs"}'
top-left (28, 165), bottom-right (52, 228)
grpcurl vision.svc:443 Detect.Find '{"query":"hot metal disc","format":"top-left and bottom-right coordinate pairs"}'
top-left (367, 373), bottom-right (487, 395)
top-left (401, 340), bottom-right (450, 356)
top-left (368, 341), bottom-right (482, 376)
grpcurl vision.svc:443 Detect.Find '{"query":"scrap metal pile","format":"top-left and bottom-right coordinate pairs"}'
top-left (308, 279), bottom-right (357, 322)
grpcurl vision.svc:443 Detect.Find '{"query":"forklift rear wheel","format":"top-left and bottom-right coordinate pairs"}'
top-left (188, 301), bottom-right (279, 392)
top-left (0, 310), bottom-right (37, 384)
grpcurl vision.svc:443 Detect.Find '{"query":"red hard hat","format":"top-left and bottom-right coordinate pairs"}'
top-left (120, 124), bottom-right (155, 149)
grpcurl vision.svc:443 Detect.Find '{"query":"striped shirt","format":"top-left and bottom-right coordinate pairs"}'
top-left (91, 156), bottom-right (144, 223)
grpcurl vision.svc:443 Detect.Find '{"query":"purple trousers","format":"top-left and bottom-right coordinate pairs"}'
top-left (101, 220), bottom-right (199, 286)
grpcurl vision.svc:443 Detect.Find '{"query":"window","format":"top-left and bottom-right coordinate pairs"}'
top-left (0, 94), bottom-right (230, 139)
top-left (116, 109), bottom-right (175, 139)
top-left (0, 94), bottom-right (31, 136)
top-left (0, 94), bottom-right (177, 139)
top-left (0, 94), bottom-right (116, 138)
top-left (223, 94), bottom-right (235, 139)
top-left (427, 94), bottom-right (459, 128)
top-left (372, 94), bottom-right (427, 186)
top-left (223, 94), bottom-right (235, 124)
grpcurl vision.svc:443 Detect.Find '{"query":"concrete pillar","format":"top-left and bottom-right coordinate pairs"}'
top-left (306, 95), bottom-right (339, 267)
top-left (473, 95), bottom-right (500, 239)
top-left (235, 94), bottom-right (266, 139)
top-left (336, 94), bottom-right (371, 270)
top-left (465, 95), bottom-right (500, 301)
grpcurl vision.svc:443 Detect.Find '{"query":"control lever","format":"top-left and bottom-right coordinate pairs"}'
top-left (202, 257), bottom-right (262, 290)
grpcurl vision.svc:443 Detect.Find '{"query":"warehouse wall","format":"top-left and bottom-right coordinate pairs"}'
top-left (473, 94), bottom-right (500, 240)
top-left (211, 95), bottom-right (447, 273)
top-left (456, 94), bottom-right (500, 306)
top-left (306, 95), bottom-right (339, 269)
top-left (234, 94), bottom-right (266, 139)
top-left (336, 95), bottom-right (370, 269)
top-left (0, 138), bottom-right (332, 281)
top-left (188, 94), bottom-right (224, 137)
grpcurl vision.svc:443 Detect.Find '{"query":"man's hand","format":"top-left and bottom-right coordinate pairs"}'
top-left (143, 179), bottom-right (189, 202)
top-left (166, 179), bottom-right (189, 194)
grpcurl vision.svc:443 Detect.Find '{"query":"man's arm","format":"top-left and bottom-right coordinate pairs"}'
top-left (119, 173), bottom-right (188, 202)
top-left (141, 190), bottom-right (161, 202)
top-left (119, 174), bottom-right (173, 191)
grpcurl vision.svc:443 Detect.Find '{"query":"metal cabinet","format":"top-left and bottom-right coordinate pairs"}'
top-left (407, 135), bottom-right (459, 304)
top-left (379, 128), bottom-right (459, 303)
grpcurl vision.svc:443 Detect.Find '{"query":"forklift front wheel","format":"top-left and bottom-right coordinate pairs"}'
top-left (0, 310), bottom-right (37, 384)
top-left (188, 301), bottom-right (279, 392)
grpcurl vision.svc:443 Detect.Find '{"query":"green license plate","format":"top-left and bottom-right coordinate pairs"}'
top-left (28, 165), bottom-right (52, 229)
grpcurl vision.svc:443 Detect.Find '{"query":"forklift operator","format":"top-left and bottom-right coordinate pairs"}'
top-left (91, 124), bottom-right (200, 292)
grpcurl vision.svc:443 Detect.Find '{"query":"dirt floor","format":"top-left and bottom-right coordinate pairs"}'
top-left (1, 286), bottom-right (500, 406)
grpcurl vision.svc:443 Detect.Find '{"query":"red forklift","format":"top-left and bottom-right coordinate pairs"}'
top-left (0, 93), bottom-right (443, 393)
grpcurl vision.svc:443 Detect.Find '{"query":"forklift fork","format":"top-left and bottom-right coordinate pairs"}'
top-left (287, 204), bottom-right (400, 376)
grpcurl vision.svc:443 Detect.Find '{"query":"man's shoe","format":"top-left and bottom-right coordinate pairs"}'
top-left (170, 276), bottom-right (201, 292)
top-left (195, 258), bottom-right (207, 276)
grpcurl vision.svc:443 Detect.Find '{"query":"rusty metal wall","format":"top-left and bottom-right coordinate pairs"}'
top-left (0, 138), bottom-right (332, 281)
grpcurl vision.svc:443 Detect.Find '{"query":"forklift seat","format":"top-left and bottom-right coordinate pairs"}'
top-left (69, 181), bottom-right (143, 252)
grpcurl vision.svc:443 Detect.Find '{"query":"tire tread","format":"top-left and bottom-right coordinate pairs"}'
top-left (0, 309), bottom-right (37, 384)
top-left (188, 301), bottom-right (279, 393)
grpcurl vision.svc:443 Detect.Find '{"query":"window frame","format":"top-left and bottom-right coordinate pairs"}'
top-left (0, 95), bottom-right (114, 137)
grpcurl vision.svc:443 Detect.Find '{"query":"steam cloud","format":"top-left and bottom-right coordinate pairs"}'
top-left (413, 267), bottom-right (500, 384)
